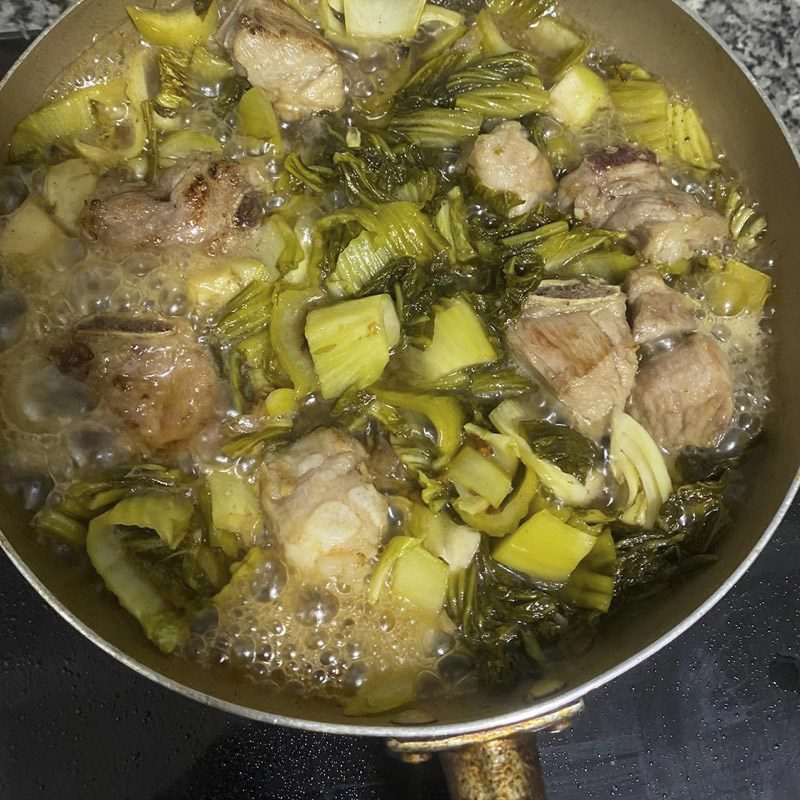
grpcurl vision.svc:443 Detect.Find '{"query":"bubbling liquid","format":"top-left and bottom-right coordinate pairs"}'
top-left (186, 548), bottom-right (458, 700)
top-left (0, 3), bottom-right (779, 710)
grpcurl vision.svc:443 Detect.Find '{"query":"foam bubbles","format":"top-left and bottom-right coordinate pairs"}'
top-left (189, 555), bottom-right (446, 701)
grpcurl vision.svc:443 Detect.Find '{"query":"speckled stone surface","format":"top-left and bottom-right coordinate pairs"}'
top-left (1, 0), bottom-right (799, 142)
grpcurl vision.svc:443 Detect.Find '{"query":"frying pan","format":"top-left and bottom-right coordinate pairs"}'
top-left (1, 1), bottom-right (798, 797)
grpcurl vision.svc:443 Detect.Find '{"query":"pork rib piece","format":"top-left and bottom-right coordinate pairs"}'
top-left (507, 281), bottom-right (638, 440)
top-left (628, 334), bottom-right (734, 451)
top-left (224, 0), bottom-right (345, 121)
top-left (624, 267), bottom-right (699, 345)
top-left (259, 428), bottom-right (388, 584)
top-left (558, 146), bottom-right (729, 265)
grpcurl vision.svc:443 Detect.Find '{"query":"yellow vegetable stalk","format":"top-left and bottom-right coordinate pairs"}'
top-left (701, 256), bottom-right (772, 316)
top-left (344, 669), bottom-right (418, 716)
top-left (158, 130), bottom-right (223, 165)
top-left (204, 469), bottom-right (263, 555)
top-left (548, 64), bottom-right (611, 130)
top-left (609, 410), bottom-right (672, 529)
top-left (305, 294), bottom-right (401, 399)
top-left (368, 535), bottom-right (420, 602)
top-left (406, 297), bottom-right (498, 381)
top-left (391, 546), bottom-right (449, 612)
top-left (669, 101), bottom-right (718, 170)
top-left (608, 75), bottom-right (670, 155)
top-left (476, 10), bottom-right (513, 55)
top-left (455, 465), bottom-right (539, 537)
top-left (270, 287), bottom-right (325, 397)
top-left (73, 49), bottom-right (153, 166)
top-left (127, 1), bottom-right (219, 49)
top-left (9, 79), bottom-right (125, 162)
top-left (189, 44), bottom-right (236, 85)
top-left (493, 509), bottom-right (597, 583)
top-left (373, 387), bottom-right (466, 462)
top-left (86, 493), bottom-right (194, 653)
top-left (561, 530), bottom-right (616, 612)
top-left (342, 0), bottom-right (426, 39)
top-left (237, 86), bottom-right (284, 157)
top-left (448, 445), bottom-right (514, 513)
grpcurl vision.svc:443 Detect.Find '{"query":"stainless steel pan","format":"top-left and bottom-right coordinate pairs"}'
top-left (1, 0), bottom-right (798, 796)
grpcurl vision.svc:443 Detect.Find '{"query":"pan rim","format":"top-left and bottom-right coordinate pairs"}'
top-left (0, 0), bottom-right (798, 740)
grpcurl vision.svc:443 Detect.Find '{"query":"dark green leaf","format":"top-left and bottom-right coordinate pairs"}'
top-left (520, 420), bottom-right (602, 480)
top-left (193, 0), bottom-right (214, 18)
top-left (658, 478), bottom-right (730, 554)
top-left (446, 541), bottom-right (568, 688)
top-left (676, 448), bottom-right (740, 483)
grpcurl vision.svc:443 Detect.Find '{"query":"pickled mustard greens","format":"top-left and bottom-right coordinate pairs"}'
top-left (0, 0), bottom-right (775, 716)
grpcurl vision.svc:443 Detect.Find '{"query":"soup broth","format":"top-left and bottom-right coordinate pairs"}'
top-left (0, 0), bottom-right (773, 715)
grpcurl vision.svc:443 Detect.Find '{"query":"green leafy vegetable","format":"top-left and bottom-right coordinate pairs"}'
top-left (35, 466), bottom-right (189, 548)
top-left (388, 108), bottom-right (484, 148)
top-left (322, 202), bottom-right (447, 297)
top-left (271, 286), bottom-right (325, 396)
top-left (658, 479), bottom-right (730, 555)
top-left (86, 492), bottom-right (196, 653)
top-left (395, 50), bottom-right (475, 112)
top-left (520, 420), bottom-right (601, 481)
top-left (676, 448), bottom-right (739, 484)
top-left (613, 476), bottom-right (730, 595)
top-left (333, 132), bottom-right (438, 207)
top-left (501, 221), bottom-right (635, 283)
top-left (212, 280), bottom-right (273, 348)
top-left (484, 0), bottom-right (553, 28)
top-left (435, 187), bottom-right (477, 264)
top-left (153, 47), bottom-right (191, 118)
top-left (280, 152), bottom-right (334, 196)
top-left (526, 114), bottom-right (581, 175)
top-left (220, 421), bottom-right (293, 459)
top-left (447, 540), bottom-right (565, 687)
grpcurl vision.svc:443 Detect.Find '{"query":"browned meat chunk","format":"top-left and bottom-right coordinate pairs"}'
top-left (61, 314), bottom-right (222, 451)
top-left (506, 281), bottom-right (638, 439)
top-left (624, 267), bottom-right (699, 344)
top-left (468, 121), bottom-right (556, 217)
top-left (628, 334), bottom-right (734, 451)
top-left (259, 428), bottom-right (388, 583)
top-left (81, 157), bottom-right (262, 249)
top-left (557, 147), bottom-right (729, 265)
top-left (225, 0), bottom-right (345, 121)
top-left (558, 147), bottom-right (664, 222)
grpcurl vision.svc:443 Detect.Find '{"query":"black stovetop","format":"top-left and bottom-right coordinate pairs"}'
top-left (3, 502), bottom-right (799, 800)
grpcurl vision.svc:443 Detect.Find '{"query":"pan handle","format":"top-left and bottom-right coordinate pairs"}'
top-left (387, 699), bottom-right (583, 800)
top-left (439, 733), bottom-right (547, 800)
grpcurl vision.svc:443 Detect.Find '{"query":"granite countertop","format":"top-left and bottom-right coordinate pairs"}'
top-left (0, 3), bottom-right (799, 800)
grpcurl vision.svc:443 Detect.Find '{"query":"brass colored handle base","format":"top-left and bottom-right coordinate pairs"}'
top-left (387, 701), bottom-right (583, 800)
top-left (440, 735), bottom-right (547, 800)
